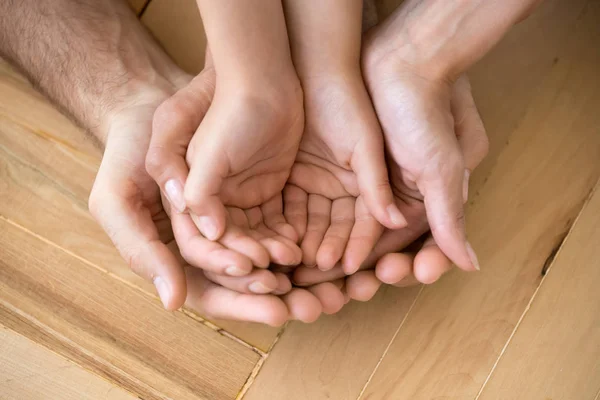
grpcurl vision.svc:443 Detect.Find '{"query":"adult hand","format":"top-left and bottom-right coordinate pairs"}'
top-left (294, 74), bottom-right (489, 299)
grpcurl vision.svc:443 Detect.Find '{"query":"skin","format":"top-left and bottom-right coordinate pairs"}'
top-left (0, 0), bottom-right (345, 325)
top-left (163, 0), bottom-right (305, 245)
top-left (282, 0), bottom-right (407, 274)
top-left (356, 0), bottom-right (545, 273)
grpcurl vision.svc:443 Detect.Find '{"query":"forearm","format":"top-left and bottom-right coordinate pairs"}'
top-left (196, 0), bottom-right (296, 87)
top-left (283, 0), bottom-right (364, 78)
top-left (0, 0), bottom-right (185, 142)
top-left (370, 0), bottom-right (544, 80)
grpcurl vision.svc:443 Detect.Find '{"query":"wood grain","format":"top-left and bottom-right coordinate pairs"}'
top-left (359, 2), bottom-right (600, 398)
top-left (0, 60), bottom-right (280, 352)
top-left (0, 218), bottom-right (259, 400)
top-left (142, 0), bottom-right (207, 74)
top-left (243, 0), bottom-right (600, 398)
top-left (0, 324), bottom-right (136, 400)
top-left (244, 285), bottom-right (421, 400)
top-left (477, 182), bottom-right (600, 400)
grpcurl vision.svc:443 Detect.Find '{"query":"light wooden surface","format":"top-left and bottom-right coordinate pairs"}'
top-left (0, 324), bottom-right (136, 400)
top-left (1, 0), bottom-right (599, 399)
top-left (478, 184), bottom-right (600, 400)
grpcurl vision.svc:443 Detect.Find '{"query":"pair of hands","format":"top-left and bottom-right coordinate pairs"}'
top-left (89, 20), bottom-right (488, 326)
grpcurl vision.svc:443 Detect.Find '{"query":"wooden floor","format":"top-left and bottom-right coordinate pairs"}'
top-left (1, 0), bottom-right (599, 399)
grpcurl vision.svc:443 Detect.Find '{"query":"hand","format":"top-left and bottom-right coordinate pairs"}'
top-left (141, 56), bottom-right (346, 323)
top-left (293, 74), bottom-right (489, 298)
top-left (359, 21), bottom-right (490, 272)
top-left (287, 69), bottom-right (409, 273)
top-left (89, 75), bottom-right (345, 324)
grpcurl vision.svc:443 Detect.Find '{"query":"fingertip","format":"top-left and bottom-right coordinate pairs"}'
top-left (386, 203), bottom-right (408, 229)
top-left (283, 289), bottom-right (322, 323)
top-left (154, 276), bottom-right (186, 311)
top-left (346, 271), bottom-right (381, 302)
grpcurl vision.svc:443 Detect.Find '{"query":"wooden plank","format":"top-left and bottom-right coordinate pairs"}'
top-left (0, 324), bottom-right (136, 400)
top-left (244, 286), bottom-right (421, 400)
top-left (142, 0), bottom-right (207, 74)
top-left (0, 218), bottom-right (259, 400)
top-left (0, 61), bottom-right (280, 352)
top-left (477, 183), bottom-right (600, 400)
top-left (243, 0), bottom-right (600, 398)
top-left (358, 2), bottom-right (600, 399)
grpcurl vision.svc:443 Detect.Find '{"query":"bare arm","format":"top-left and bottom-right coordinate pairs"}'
top-left (0, 0), bottom-right (186, 143)
top-left (195, 0), bottom-right (296, 89)
top-left (367, 0), bottom-right (544, 80)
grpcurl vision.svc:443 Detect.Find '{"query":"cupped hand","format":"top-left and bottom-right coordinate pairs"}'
top-left (286, 69), bottom-right (410, 273)
top-left (89, 70), bottom-right (345, 324)
top-left (360, 21), bottom-right (490, 272)
top-left (293, 74), bottom-right (489, 299)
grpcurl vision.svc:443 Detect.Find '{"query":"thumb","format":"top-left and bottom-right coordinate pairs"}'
top-left (418, 148), bottom-right (479, 272)
top-left (352, 136), bottom-right (407, 230)
top-left (89, 186), bottom-right (187, 310)
top-left (184, 137), bottom-right (229, 241)
top-left (146, 68), bottom-right (216, 213)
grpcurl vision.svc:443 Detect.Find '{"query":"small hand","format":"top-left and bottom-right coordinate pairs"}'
top-left (147, 55), bottom-right (303, 273)
top-left (287, 71), bottom-right (406, 273)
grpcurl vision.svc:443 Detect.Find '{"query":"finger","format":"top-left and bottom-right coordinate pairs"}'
top-left (316, 197), bottom-right (354, 271)
top-left (306, 282), bottom-right (345, 315)
top-left (215, 214), bottom-right (270, 268)
top-left (261, 194), bottom-right (299, 242)
top-left (184, 268), bottom-right (288, 327)
top-left (272, 272), bottom-right (293, 295)
top-left (281, 288), bottom-right (323, 323)
top-left (342, 195), bottom-right (384, 275)
top-left (452, 75), bottom-right (489, 202)
top-left (345, 271), bottom-right (382, 302)
top-left (203, 269), bottom-right (281, 294)
top-left (184, 137), bottom-right (229, 240)
top-left (293, 264), bottom-right (346, 287)
top-left (283, 184), bottom-right (308, 242)
top-left (244, 207), bottom-right (303, 266)
top-left (301, 194), bottom-right (332, 267)
top-left (171, 211), bottom-right (254, 276)
top-left (374, 252), bottom-right (415, 285)
top-left (413, 235), bottom-right (454, 284)
top-left (146, 71), bottom-right (216, 213)
top-left (419, 147), bottom-right (479, 271)
top-left (89, 189), bottom-right (186, 310)
top-left (352, 136), bottom-right (407, 230)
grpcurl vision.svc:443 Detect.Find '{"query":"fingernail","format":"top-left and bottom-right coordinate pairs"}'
top-left (225, 265), bottom-right (247, 276)
top-left (198, 216), bottom-right (219, 240)
top-left (466, 241), bottom-right (480, 271)
top-left (164, 179), bottom-right (186, 213)
top-left (463, 170), bottom-right (471, 204)
top-left (249, 281), bottom-right (273, 294)
top-left (387, 204), bottom-right (407, 227)
top-left (154, 277), bottom-right (171, 308)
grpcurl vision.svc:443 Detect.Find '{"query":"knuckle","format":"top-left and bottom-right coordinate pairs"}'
top-left (144, 148), bottom-right (168, 177)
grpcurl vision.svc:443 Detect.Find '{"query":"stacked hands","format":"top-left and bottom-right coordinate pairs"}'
top-left (90, 0), bottom-right (499, 326)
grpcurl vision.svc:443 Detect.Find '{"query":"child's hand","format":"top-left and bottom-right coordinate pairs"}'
top-left (147, 57), bottom-right (303, 278)
top-left (182, 75), bottom-right (304, 241)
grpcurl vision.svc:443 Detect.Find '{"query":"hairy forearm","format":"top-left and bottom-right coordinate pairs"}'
top-left (196, 0), bottom-right (296, 86)
top-left (0, 0), bottom-right (184, 141)
top-left (284, 0), bottom-right (364, 77)
top-left (371, 0), bottom-right (544, 79)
